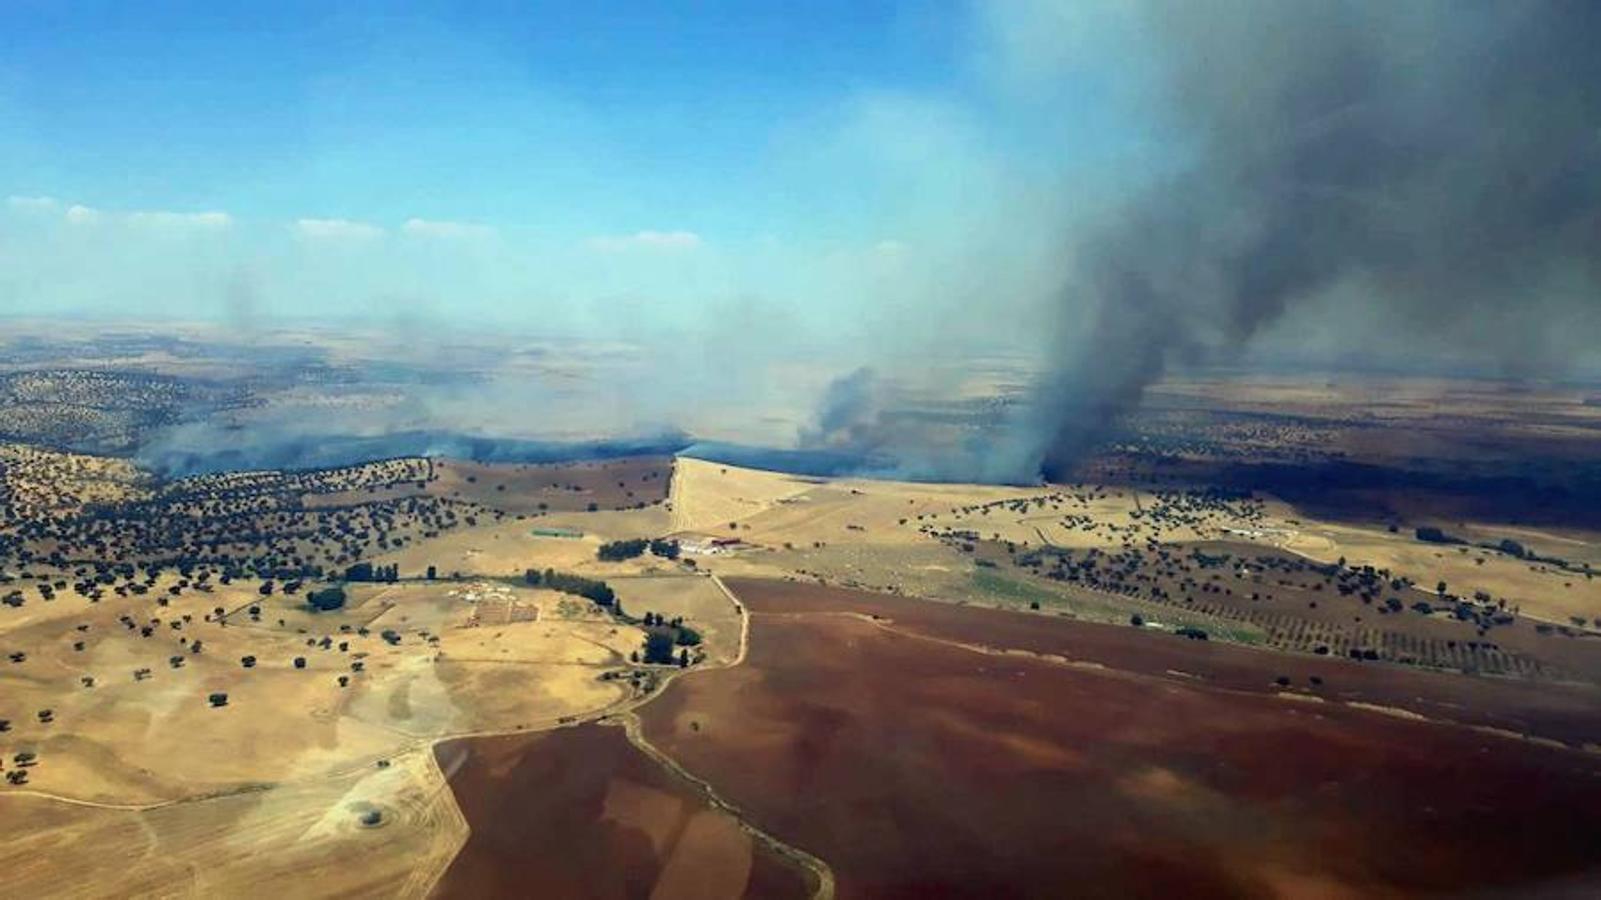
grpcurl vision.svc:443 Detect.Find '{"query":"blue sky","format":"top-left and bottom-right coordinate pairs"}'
top-left (0, 1), bottom-right (1150, 346)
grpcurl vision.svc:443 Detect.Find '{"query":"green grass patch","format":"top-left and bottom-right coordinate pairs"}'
top-left (967, 567), bottom-right (1268, 645)
top-left (970, 568), bottom-right (1059, 605)
top-left (967, 568), bottom-right (1124, 620)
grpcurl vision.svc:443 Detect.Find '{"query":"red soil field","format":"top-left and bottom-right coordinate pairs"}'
top-left (433, 725), bottom-right (813, 900)
top-left (638, 578), bottom-right (1601, 898)
top-left (727, 578), bottom-right (1601, 748)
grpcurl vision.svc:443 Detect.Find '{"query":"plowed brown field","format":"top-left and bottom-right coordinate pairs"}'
top-left (634, 579), bottom-right (1601, 898)
top-left (432, 724), bottom-right (814, 900)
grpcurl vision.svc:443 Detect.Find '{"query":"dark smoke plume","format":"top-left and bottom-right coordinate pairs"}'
top-left (1025, 0), bottom-right (1601, 480)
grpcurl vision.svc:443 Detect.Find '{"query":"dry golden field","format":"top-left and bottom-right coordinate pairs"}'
top-left (0, 542), bottom-right (740, 895)
top-left (1, 746), bottom-right (466, 899)
top-left (670, 457), bottom-right (1600, 629)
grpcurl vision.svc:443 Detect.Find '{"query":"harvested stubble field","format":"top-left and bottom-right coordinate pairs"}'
top-left (716, 457), bottom-right (1566, 587)
top-left (607, 574), bottom-right (745, 666)
top-left (0, 456), bottom-right (726, 896)
top-left (1, 746), bottom-right (466, 898)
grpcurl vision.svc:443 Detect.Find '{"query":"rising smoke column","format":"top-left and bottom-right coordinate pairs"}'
top-left (1024, 0), bottom-right (1601, 480)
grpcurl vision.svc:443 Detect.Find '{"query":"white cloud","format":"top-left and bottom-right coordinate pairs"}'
top-left (6, 195), bottom-right (58, 211)
top-left (402, 218), bottom-right (495, 239)
top-left (294, 218), bottom-right (385, 240)
top-left (65, 204), bottom-right (103, 225)
top-left (585, 230), bottom-right (704, 252)
top-left (8, 197), bottom-right (230, 229)
top-left (127, 209), bottom-right (233, 229)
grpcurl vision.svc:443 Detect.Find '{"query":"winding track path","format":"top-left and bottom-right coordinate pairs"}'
top-left (602, 572), bottom-right (835, 899)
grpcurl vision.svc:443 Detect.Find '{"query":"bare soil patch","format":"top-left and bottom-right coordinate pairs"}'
top-left (432, 724), bottom-right (813, 900)
top-left (727, 578), bottom-right (1601, 747)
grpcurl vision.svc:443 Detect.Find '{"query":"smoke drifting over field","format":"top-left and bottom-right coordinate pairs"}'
top-left (799, 367), bottom-right (881, 450)
top-left (139, 426), bottom-right (692, 477)
top-left (13, 3), bottom-right (1601, 489)
top-left (1014, 1), bottom-right (1601, 479)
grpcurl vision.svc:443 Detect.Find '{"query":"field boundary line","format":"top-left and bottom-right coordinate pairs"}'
top-left (400, 744), bottom-right (472, 899)
top-left (610, 711), bottom-right (835, 900)
top-left (709, 573), bottom-right (751, 667)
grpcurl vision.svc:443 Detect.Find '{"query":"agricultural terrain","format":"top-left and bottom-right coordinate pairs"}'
top-left (3, 366), bottom-right (1601, 896)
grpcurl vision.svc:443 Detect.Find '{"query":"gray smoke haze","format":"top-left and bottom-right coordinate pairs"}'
top-left (799, 367), bottom-right (882, 449)
top-left (782, 364), bottom-right (1038, 483)
top-left (1012, 0), bottom-right (1601, 479)
top-left (10, 3), bottom-right (1599, 490)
